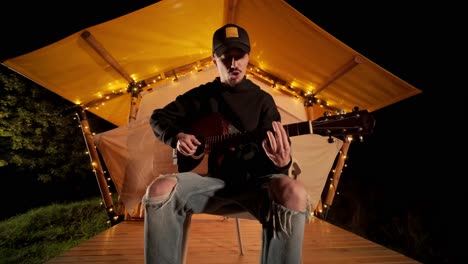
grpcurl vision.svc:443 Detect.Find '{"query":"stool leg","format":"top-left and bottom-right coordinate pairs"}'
top-left (235, 217), bottom-right (244, 255)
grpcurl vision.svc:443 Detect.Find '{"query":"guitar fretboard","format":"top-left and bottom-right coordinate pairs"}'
top-left (204, 121), bottom-right (313, 151)
top-left (284, 121), bottom-right (312, 137)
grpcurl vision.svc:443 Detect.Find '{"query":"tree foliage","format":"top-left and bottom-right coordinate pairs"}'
top-left (0, 66), bottom-right (101, 183)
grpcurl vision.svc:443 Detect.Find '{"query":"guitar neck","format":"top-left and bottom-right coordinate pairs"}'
top-left (283, 121), bottom-right (313, 137)
top-left (203, 121), bottom-right (313, 151)
top-left (200, 109), bottom-right (375, 152)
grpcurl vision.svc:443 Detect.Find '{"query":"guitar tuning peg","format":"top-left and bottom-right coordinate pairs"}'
top-left (338, 109), bottom-right (345, 115)
top-left (328, 136), bottom-right (335, 143)
top-left (353, 106), bottom-right (360, 112)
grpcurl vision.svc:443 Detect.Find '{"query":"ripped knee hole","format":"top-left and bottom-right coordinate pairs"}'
top-left (147, 175), bottom-right (177, 197)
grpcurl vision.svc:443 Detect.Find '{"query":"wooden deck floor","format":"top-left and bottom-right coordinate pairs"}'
top-left (46, 215), bottom-right (420, 264)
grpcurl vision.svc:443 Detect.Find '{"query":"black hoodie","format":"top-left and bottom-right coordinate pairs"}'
top-left (150, 77), bottom-right (291, 187)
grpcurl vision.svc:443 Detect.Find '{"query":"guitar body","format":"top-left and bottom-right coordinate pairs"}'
top-left (177, 113), bottom-right (230, 174)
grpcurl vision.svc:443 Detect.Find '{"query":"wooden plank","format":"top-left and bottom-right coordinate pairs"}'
top-left (46, 215), bottom-right (420, 264)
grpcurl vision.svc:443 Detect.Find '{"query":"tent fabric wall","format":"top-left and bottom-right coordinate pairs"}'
top-left (94, 68), bottom-right (343, 216)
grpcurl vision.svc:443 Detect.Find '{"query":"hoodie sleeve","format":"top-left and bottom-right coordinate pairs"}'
top-left (149, 82), bottom-right (214, 148)
top-left (149, 98), bottom-right (186, 148)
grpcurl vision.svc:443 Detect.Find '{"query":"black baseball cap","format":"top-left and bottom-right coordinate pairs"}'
top-left (212, 24), bottom-right (250, 57)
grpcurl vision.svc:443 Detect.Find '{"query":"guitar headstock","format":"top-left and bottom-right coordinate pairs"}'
top-left (313, 109), bottom-right (376, 139)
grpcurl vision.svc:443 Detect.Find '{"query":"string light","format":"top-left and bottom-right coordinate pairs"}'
top-left (75, 57), bottom-right (345, 113)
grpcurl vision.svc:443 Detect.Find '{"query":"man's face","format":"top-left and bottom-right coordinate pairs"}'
top-left (213, 48), bottom-right (249, 87)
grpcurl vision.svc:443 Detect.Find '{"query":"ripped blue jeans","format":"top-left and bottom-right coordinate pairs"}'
top-left (142, 172), bottom-right (310, 264)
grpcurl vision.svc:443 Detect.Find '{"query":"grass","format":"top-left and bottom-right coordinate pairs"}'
top-left (0, 197), bottom-right (111, 264)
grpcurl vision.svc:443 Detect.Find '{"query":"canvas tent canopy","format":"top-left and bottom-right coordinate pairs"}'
top-left (1, 0), bottom-right (421, 218)
top-left (1, 0), bottom-right (421, 127)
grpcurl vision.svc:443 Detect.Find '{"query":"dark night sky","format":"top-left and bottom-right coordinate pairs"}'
top-left (1, 1), bottom-right (462, 262)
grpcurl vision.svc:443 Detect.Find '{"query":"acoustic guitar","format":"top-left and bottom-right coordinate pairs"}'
top-left (176, 109), bottom-right (375, 173)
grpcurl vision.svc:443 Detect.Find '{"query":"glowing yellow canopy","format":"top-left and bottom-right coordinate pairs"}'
top-left (2, 0), bottom-right (421, 126)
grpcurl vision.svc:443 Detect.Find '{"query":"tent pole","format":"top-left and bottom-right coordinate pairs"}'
top-left (314, 55), bottom-right (362, 95)
top-left (127, 81), bottom-right (146, 123)
top-left (76, 107), bottom-right (120, 225)
top-left (81, 30), bottom-right (134, 84)
top-left (324, 140), bottom-right (351, 207)
top-left (304, 99), bottom-right (348, 219)
top-left (82, 29), bottom-right (149, 219)
top-left (226, 0), bottom-right (239, 23)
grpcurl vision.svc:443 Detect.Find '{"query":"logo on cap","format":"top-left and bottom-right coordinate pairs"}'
top-left (225, 27), bottom-right (240, 38)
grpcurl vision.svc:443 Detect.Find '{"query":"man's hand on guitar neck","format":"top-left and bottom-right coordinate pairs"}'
top-left (262, 121), bottom-right (291, 168)
top-left (176, 132), bottom-right (203, 159)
